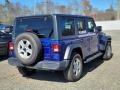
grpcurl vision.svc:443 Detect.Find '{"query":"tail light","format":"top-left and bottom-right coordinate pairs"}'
top-left (53, 44), bottom-right (60, 53)
top-left (9, 42), bottom-right (14, 50)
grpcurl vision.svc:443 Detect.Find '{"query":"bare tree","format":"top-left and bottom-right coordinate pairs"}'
top-left (36, 3), bottom-right (45, 14)
top-left (57, 5), bottom-right (72, 14)
top-left (0, 4), bottom-right (5, 23)
top-left (57, 5), bottom-right (66, 14)
top-left (36, 0), bottom-right (55, 14)
top-left (81, 0), bottom-right (92, 15)
top-left (69, 0), bottom-right (82, 14)
top-left (45, 0), bottom-right (55, 14)
top-left (2, 0), bottom-right (32, 24)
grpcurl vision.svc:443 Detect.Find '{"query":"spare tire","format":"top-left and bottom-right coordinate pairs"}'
top-left (14, 32), bottom-right (42, 66)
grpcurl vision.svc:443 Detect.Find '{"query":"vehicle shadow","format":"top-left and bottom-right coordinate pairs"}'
top-left (82, 58), bottom-right (104, 79)
top-left (29, 70), bottom-right (67, 83)
top-left (0, 56), bottom-right (8, 62)
top-left (27, 58), bottom-right (105, 83)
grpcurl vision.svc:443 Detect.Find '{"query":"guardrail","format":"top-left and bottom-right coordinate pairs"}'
top-left (95, 20), bottom-right (120, 31)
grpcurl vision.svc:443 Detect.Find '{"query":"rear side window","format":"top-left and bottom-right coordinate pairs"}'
top-left (57, 17), bottom-right (75, 36)
top-left (76, 18), bottom-right (86, 34)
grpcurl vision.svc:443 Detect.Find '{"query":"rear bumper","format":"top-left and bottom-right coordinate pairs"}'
top-left (8, 58), bottom-right (69, 70)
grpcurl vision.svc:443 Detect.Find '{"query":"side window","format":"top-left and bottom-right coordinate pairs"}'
top-left (88, 19), bottom-right (96, 32)
top-left (57, 17), bottom-right (75, 36)
top-left (62, 19), bottom-right (75, 36)
top-left (76, 18), bottom-right (86, 34)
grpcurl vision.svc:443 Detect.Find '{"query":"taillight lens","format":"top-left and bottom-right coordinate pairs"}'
top-left (9, 42), bottom-right (14, 50)
top-left (53, 44), bottom-right (60, 53)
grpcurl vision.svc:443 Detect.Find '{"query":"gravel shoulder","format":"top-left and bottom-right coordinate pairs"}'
top-left (0, 30), bottom-right (120, 90)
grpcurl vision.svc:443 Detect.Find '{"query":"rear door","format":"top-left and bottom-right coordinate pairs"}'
top-left (57, 16), bottom-right (76, 60)
top-left (87, 18), bottom-right (99, 55)
top-left (75, 17), bottom-right (90, 57)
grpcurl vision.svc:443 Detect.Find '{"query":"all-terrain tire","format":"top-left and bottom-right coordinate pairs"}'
top-left (103, 42), bottom-right (112, 60)
top-left (63, 52), bottom-right (83, 82)
top-left (14, 32), bottom-right (42, 66)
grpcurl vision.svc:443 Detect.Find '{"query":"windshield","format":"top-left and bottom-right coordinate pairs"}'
top-left (15, 16), bottom-right (54, 38)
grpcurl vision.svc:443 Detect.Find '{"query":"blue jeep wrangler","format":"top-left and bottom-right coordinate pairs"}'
top-left (8, 14), bottom-right (112, 81)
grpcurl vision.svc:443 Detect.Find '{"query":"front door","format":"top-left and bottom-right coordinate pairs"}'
top-left (87, 18), bottom-right (99, 55)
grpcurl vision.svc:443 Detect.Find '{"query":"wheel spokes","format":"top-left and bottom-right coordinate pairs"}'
top-left (17, 39), bottom-right (33, 59)
top-left (73, 58), bottom-right (81, 76)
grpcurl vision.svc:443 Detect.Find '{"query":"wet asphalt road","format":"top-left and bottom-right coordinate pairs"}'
top-left (0, 30), bottom-right (120, 90)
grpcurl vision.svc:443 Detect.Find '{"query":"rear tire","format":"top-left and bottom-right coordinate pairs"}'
top-left (17, 67), bottom-right (36, 76)
top-left (63, 52), bottom-right (83, 82)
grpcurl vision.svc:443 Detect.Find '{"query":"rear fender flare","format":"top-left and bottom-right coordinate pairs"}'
top-left (64, 44), bottom-right (84, 60)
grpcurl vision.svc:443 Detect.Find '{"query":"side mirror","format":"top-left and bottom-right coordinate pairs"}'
top-left (95, 26), bottom-right (102, 33)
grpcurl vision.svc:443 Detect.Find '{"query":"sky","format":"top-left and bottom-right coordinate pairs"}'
top-left (0, 0), bottom-right (118, 11)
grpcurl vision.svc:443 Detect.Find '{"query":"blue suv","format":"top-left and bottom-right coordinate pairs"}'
top-left (8, 14), bottom-right (112, 81)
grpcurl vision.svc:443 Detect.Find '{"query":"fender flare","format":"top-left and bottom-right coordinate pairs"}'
top-left (100, 35), bottom-right (112, 51)
top-left (64, 44), bottom-right (84, 60)
top-left (105, 35), bottom-right (111, 46)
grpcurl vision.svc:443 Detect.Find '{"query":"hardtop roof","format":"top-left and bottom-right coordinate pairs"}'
top-left (16, 14), bottom-right (92, 19)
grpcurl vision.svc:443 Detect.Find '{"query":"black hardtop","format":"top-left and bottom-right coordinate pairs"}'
top-left (15, 14), bottom-right (92, 19)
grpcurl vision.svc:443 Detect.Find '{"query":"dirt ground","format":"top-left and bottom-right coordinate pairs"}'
top-left (0, 30), bottom-right (120, 90)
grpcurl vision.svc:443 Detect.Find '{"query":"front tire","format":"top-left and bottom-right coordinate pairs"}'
top-left (103, 42), bottom-right (112, 60)
top-left (63, 52), bottom-right (83, 82)
top-left (17, 67), bottom-right (36, 76)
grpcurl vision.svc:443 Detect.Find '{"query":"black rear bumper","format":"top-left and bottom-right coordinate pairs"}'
top-left (8, 58), bottom-right (69, 70)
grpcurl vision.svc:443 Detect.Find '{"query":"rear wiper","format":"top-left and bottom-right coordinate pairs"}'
top-left (48, 29), bottom-right (53, 38)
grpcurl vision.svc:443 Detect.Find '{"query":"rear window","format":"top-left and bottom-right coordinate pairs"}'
top-left (15, 16), bottom-right (54, 38)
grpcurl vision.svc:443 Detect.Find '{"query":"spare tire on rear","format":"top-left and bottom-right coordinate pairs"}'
top-left (14, 32), bottom-right (42, 66)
